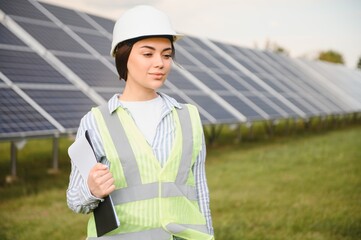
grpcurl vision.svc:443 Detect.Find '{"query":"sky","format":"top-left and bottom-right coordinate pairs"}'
top-left (39, 0), bottom-right (361, 68)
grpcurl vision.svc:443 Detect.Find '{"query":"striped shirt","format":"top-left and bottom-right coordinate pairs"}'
top-left (66, 92), bottom-right (214, 235)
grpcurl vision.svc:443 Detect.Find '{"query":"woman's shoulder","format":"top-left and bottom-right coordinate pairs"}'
top-left (80, 94), bottom-right (120, 126)
top-left (76, 110), bottom-right (96, 136)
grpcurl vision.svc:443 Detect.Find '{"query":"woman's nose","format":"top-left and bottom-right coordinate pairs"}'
top-left (154, 55), bottom-right (164, 68)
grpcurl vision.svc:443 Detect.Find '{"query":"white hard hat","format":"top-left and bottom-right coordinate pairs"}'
top-left (110, 5), bottom-right (183, 57)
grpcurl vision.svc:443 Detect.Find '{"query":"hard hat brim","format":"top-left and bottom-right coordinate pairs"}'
top-left (111, 33), bottom-right (184, 57)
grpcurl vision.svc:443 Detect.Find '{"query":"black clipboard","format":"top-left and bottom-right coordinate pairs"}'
top-left (85, 131), bottom-right (120, 237)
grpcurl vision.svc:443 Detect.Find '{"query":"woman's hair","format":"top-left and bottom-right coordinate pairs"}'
top-left (114, 35), bottom-right (175, 81)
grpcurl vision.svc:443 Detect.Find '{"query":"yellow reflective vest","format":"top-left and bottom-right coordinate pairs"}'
top-left (87, 103), bottom-right (214, 240)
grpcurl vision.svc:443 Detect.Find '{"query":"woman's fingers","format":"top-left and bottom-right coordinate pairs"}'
top-left (88, 163), bottom-right (115, 198)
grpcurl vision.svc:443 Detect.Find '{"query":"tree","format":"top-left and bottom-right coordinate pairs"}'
top-left (317, 50), bottom-right (344, 64)
top-left (264, 39), bottom-right (289, 56)
top-left (357, 56), bottom-right (361, 69)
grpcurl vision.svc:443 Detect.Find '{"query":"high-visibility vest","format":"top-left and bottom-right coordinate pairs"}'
top-left (87, 103), bottom-right (214, 240)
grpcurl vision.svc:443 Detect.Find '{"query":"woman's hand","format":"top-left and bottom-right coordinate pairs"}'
top-left (87, 163), bottom-right (115, 198)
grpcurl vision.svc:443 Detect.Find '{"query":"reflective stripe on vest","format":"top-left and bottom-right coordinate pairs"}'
top-left (87, 223), bottom-right (210, 240)
top-left (110, 182), bottom-right (197, 204)
top-left (97, 103), bottom-right (193, 186)
top-left (89, 104), bottom-right (213, 240)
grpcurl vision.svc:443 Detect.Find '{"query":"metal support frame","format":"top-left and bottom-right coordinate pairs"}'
top-left (48, 134), bottom-right (60, 174)
top-left (205, 124), bottom-right (224, 146)
top-left (247, 123), bottom-right (254, 140)
top-left (6, 141), bottom-right (18, 183)
top-left (264, 120), bottom-right (275, 137)
top-left (235, 124), bottom-right (242, 143)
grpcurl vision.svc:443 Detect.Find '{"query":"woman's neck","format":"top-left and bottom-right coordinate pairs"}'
top-left (119, 85), bottom-right (158, 101)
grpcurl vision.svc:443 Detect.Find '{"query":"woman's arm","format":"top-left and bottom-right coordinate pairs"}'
top-left (66, 112), bottom-right (104, 214)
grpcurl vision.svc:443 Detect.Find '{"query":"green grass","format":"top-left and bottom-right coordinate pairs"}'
top-left (208, 126), bottom-right (361, 240)
top-left (0, 126), bottom-right (360, 240)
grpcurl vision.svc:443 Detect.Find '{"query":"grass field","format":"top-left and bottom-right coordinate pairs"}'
top-left (0, 125), bottom-right (360, 240)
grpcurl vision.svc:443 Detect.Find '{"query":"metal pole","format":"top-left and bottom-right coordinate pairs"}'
top-left (10, 141), bottom-right (17, 177)
top-left (50, 134), bottom-right (60, 174)
top-left (6, 141), bottom-right (18, 183)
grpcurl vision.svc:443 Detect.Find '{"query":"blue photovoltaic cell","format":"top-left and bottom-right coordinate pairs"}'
top-left (246, 96), bottom-right (280, 118)
top-left (306, 61), bottom-right (361, 111)
top-left (234, 47), bottom-right (276, 75)
top-left (0, 88), bottom-right (55, 134)
top-left (0, 0), bottom-right (50, 21)
top-left (225, 47), bottom-right (318, 114)
top-left (186, 37), bottom-right (239, 71)
top-left (258, 76), bottom-right (285, 93)
top-left (175, 37), bottom-right (195, 49)
top-left (98, 92), bottom-right (117, 101)
top-left (76, 32), bottom-right (111, 56)
top-left (40, 2), bottom-right (96, 30)
top-left (179, 38), bottom-right (293, 120)
top-left (0, 49), bottom-right (71, 85)
top-left (184, 37), bottom-right (241, 71)
top-left (162, 91), bottom-right (209, 123)
top-left (189, 94), bottom-right (236, 123)
top-left (57, 56), bottom-right (118, 87)
top-left (216, 72), bottom-right (250, 92)
top-left (285, 97), bottom-right (315, 115)
top-left (186, 37), bottom-right (214, 52)
top-left (16, 21), bottom-right (88, 53)
top-left (0, 24), bottom-right (26, 46)
top-left (239, 74), bottom-right (271, 92)
top-left (265, 52), bottom-right (346, 112)
top-left (173, 50), bottom-right (192, 66)
top-left (216, 45), bottom-right (262, 74)
top-left (23, 89), bottom-right (97, 129)
top-left (270, 75), bottom-right (325, 113)
top-left (266, 96), bottom-right (299, 117)
top-left (187, 70), bottom-right (228, 91)
top-left (263, 51), bottom-right (300, 78)
top-left (233, 47), bottom-right (332, 115)
top-left (168, 69), bottom-right (202, 91)
top-left (89, 14), bottom-right (114, 33)
top-left (212, 41), bottom-right (269, 75)
top-left (221, 95), bottom-right (263, 121)
top-left (186, 49), bottom-right (220, 69)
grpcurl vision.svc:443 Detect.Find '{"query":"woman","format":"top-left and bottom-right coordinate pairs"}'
top-left (67, 5), bottom-right (214, 240)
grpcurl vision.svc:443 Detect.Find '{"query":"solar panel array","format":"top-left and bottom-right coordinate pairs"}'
top-left (1, 0), bottom-right (361, 140)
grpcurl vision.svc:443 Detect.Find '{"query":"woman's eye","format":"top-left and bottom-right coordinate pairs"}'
top-left (163, 54), bottom-right (172, 59)
top-left (143, 53), bottom-right (153, 57)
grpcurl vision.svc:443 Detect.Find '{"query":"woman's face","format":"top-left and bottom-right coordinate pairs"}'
top-left (126, 37), bottom-right (173, 93)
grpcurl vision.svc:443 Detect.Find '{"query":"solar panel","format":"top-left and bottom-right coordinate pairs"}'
top-left (263, 52), bottom-right (346, 114)
top-left (57, 56), bottom-right (117, 87)
top-left (297, 59), bottom-right (361, 112)
top-left (223, 43), bottom-right (324, 115)
top-left (167, 69), bottom-right (203, 90)
top-left (0, 0), bottom-right (360, 141)
top-left (41, 2), bottom-right (97, 30)
top-left (23, 89), bottom-right (96, 129)
top-left (0, 0), bottom-right (49, 21)
top-left (0, 87), bottom-right (56, 137)
top-left (76, 31), bottom-right (111, 56)
top-left (179, 37), bottom-right (294, 120)
top-left (0, 24), bottom-right (26, 45)
top-left (87, 14), bottom-right (114, 33)
top-left (186, 94), bottom-right (237, 123)
top-left (16, 21), bottom-right (89, 53)
top-left (0, 48), bottom-right (71, 84)
top-left (252, 50), bottom-right (343, 114)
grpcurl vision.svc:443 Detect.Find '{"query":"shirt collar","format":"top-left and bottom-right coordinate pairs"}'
top-left (106, 92), bottom-right (182, 114)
